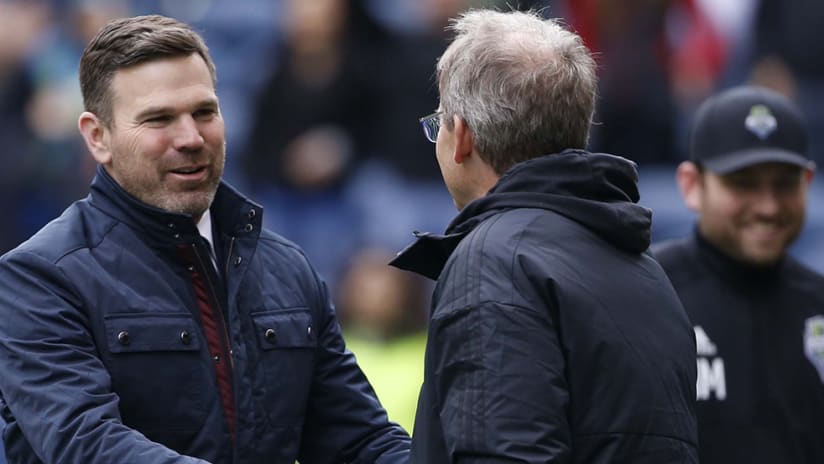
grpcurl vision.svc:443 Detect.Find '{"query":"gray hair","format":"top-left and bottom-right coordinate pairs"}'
top-left (437, 9), bottom-right (597, 174)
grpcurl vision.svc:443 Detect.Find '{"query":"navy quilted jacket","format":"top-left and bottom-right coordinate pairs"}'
top-left (0, 166), bottom-right (410, 463)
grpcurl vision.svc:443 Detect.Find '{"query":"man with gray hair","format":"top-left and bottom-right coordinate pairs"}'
top-left (392, 9), bottom-right (698, 463)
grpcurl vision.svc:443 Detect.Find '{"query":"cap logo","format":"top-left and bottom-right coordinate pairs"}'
top-left (804, 315), bottom-right (824, 383)
top-left (745, 104), bottom-right (777, 140)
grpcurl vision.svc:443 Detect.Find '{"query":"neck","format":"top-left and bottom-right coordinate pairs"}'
top-left (463, 161), bottom-right (500, 209)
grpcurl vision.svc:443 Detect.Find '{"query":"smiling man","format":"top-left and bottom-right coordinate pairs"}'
top-left (653, 85), bottom-right (824, 464)
top-left (81, 53), bottom-right (225, 221)
top-left (0, 15), bottom-right (409, 464)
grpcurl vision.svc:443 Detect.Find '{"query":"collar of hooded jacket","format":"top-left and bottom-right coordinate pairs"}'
top-left (391, 149), bottom-right (652, 279)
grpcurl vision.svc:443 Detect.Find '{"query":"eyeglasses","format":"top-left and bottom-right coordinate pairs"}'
top-left (419, 111), bottom-right (443, 143)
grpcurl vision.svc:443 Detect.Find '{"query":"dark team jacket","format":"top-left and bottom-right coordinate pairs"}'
top-left (392, 150), bottom-right (699, 463)
top-left (0, 165), bottom-right (410, 463)
top-left (653, 232), bottom-right (824, 464)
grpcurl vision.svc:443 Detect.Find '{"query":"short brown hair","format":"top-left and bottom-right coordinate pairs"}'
top-left (79, 15), bottom-right (216, 126)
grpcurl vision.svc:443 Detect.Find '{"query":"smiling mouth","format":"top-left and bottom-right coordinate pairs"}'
top-left (171, 166), bottom-right (206, 175)
top-left (169, 166), bottom-right (206, 176)
top-left (168, 166), bottom-right (210, 184)
top-left (745, 222), bottom-right (788, 239)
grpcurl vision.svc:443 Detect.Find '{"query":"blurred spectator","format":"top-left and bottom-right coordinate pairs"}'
top-left (751, 0), bottom-right (824, 165)
top-left (350, 0), bottom-right (476, 253)
top-left (237, 0), bottom-right (381, 286)
top-left (368, 0), bottom-right (467, 181)
top-left (24, 0), bottom-right (128, 174)
top-left (561, 0), bottom-right (741, 260)
top-left (242, 0), bottom-right (384, 287)
top-left (652, 85), bottom-right (824, 464)
top-left (245, 0), bottom-right (379, 191)
top-left (0, 0), bottom-right (91, 254)
top-left (0, 1), bottom-right (42, 253)
top-left (336, 247), bottom-right (428, 433)
top-left (565, 0), bottom-right (726, 164)
top-left (695, 0), bottom-right (758, 87)
top-left (0, 1), bottom-right (134, 254)
top-left (566, 0), bottom-right (679, 163)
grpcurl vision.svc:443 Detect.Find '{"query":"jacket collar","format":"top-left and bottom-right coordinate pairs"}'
top-left (390, 231), bottom-right (467, 280)
top-left (391, 150), bottom-right (651, 279)
top-left (88, 165), bottom-right (262, 247)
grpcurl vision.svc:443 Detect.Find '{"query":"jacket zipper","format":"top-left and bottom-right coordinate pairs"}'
top-left (224, 236), bottom-right (236, 282)
top-left (192, 244), bottom-right (234, 369)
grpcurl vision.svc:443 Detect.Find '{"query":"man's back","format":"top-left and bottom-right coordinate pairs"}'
top-left (654, 235), bottom-right (824, 463)
top-left (402, 152), bottom-right (699, 463)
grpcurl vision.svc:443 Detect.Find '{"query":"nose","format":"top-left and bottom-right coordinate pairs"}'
top-left (172, 115), bottom-right (205, 152)
top-left (751, 186), bottom-right (781, 217)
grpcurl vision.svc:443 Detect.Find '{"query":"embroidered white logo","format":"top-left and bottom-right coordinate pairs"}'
top-left (695, 324), bottom-right (717, 356)
top-left (745, 104), bottom-right (777, 140)
top-left (695, 326), bottom-right (726, 400)
top-left (803, 315), bottom-right (824, 383)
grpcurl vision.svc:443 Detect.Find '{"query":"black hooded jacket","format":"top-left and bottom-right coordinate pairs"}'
top-left (392, 150), bottom-right (698, 463)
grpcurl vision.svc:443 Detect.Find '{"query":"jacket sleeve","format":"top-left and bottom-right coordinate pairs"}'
top-left (429, 300), bottom-right (572, 463)
top-left (0, 251), bottom-right (210, 464)
top-left (297, 271), bottom-right (411, 464)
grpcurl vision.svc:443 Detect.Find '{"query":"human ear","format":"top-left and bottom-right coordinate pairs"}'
top-left (452, 115), bottom-right (473, 164)
top-left (803, 164), bottom-right (815, 185)
top-left (78, 112), bottom-right (112, 165)
top-left (676, 161), bottom-right (703, 212)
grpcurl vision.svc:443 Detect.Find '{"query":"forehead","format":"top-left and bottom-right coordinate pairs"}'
top-left (109, 53), bottom-right (217, 115)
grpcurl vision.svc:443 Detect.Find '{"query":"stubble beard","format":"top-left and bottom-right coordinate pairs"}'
top-left (111, 146), bottom-right (226, 220)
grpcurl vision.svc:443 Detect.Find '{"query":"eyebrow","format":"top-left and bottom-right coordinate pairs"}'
top-left (134, 98), bottom-right (219, 122)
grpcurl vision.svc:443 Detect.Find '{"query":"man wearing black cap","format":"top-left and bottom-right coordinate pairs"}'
top-left (653, 85), bottom-right (824, 463)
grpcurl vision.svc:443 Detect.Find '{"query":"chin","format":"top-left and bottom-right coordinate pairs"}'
top-left (739, 249), bottom-right (786, 268)
top-left (155, 191), bottom-right (216, 219)
top-left (182, 199), bottom-right (214, 219)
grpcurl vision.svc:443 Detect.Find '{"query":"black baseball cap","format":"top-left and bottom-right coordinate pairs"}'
top-left (690, 85), bottom-right (812, 174)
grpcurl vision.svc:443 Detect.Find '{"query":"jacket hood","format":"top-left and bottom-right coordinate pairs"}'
top-left (451, 150), bottom-right (651, 251)
top-left (391, 150), bottom-right (651, 279)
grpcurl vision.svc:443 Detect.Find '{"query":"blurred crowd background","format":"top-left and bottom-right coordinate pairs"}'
top-left (1, 0), bottom-right (823, 431)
